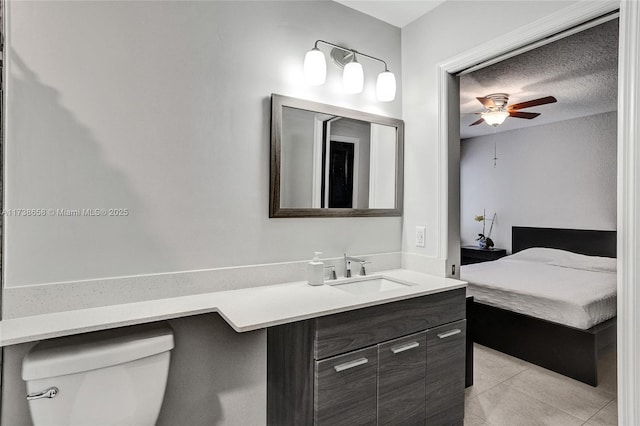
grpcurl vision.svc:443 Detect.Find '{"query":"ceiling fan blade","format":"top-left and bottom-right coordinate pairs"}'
top-left (509, 111), bottom-right (541, 119)
top-left (476, 97), bottom-right (496, 109)
top-left (469, 118), bottom-right (485, 126)
top-left (508, 96), bottom-right (557, 111)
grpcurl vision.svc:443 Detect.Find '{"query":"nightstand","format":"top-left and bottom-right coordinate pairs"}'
top-left (461, 245), bottom-right (507, 265)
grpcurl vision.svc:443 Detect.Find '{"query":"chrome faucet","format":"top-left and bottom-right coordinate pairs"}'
top-left (344, 254), bottom-right (370, 277)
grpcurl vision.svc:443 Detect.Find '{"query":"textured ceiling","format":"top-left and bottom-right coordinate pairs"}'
top-left (460, 18), bottom-right (619, 139)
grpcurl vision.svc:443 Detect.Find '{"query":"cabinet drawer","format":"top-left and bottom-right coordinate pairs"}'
top-left (426, 319), bottom-right (466, 425)
top-left (315, 288), bottom-right (465, 359)
top-left (314, 346), bottom-right (377, 426)
top-left (378, 331), bottom-right (426, 425)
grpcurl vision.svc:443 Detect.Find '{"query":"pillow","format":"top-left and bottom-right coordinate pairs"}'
top-left (509, 247), bottom-right (617, 273)
top-left (508, 247), bottom-right (567, 263)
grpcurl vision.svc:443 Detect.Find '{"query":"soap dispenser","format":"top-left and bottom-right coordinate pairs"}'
top-left (308, 252), bottom-right (324, 286)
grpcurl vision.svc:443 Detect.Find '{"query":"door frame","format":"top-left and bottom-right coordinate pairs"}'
top-left (436, 1), bottom-right (639, 424)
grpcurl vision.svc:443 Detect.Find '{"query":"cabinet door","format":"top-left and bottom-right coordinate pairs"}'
top-left (378, 331), bottom-right (426, 425)
top-left (314, 346), bottom-right (377, 426)
top-left (426, 319), bottom-right (466, 425)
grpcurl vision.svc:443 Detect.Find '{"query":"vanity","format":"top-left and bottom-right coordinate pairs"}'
top-left (0, 268), bottom-right (467, 426)
top-left (267, 286), bottom-right (466, 426)
top-left (262, 96), bottom-right (468, 425)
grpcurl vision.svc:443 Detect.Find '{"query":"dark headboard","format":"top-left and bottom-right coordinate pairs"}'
top-left (512, 227), bottom-right (617, 258)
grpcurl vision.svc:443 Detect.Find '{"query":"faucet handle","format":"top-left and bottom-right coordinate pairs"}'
top-left (324, 265), bottom-right (337, 280)
top-left (359, 261), bottom-right (371, 276)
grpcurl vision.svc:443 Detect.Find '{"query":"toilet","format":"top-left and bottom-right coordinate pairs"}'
top-left (22, 324), bottom-right (174, 426)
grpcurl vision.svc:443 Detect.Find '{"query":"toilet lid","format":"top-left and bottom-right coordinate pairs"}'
top-left (22, 324), bottom-right (174, 381)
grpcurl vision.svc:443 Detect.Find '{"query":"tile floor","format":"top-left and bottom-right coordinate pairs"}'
top-left (465, 344), bottom-right (617, 426)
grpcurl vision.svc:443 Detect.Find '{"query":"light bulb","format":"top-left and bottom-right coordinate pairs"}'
top-left (482, 110), bottom-right (509, 127)
top-left (343, 58), bottom-right (364, 94)
top-left (376, 70), bottom-right (396, 102)
top-left (304, 48), bottom-right (326, 86)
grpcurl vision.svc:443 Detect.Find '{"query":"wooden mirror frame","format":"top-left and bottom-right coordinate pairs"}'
top-left (270, 94), bottom-right (404, 218)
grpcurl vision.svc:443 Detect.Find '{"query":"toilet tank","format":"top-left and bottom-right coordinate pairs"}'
top-left (22, 324), bottom-right (174, 426)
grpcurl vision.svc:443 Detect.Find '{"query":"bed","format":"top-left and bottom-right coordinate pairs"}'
top-left (462, 226), bottom-right (617, 386)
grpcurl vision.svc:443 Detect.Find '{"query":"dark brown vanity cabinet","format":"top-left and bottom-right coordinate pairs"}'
top-left (378, 331), bottom-right (427, 425)
top-left (267, 288), bottom-right (466, 426)
top-left (426, 320), bottom-right (467, 425)
top-left (315, 346), bottom-right (378, 425)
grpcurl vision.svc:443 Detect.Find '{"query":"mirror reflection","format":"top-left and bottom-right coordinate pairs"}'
top-left (270, 95), bottom-right (404, 218)
top-left (281, 107), bottom-right (397, 209)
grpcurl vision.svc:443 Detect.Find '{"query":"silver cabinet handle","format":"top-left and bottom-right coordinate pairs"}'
top-left (334, 357), bottom-right (368, 372)
top-left (26, 387), bottom-right (59, 401)
top-left (391, 341), bottom-right (420, 354)
top-left (437, 329), bottom-right (461, 339)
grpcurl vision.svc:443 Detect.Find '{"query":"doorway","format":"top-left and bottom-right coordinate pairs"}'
top-left (437, 2), bottom-right (639, 424)
top-left (325, 140), bottom-right (356, 208)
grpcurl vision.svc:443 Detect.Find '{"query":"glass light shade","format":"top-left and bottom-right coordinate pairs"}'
top-left (343, 61), bottom-right (364, 94)
top-left (482, 110), bottom-right (510, 127)
top-left (376, 71), bottom-right (396, 102)
top-left (304, 48), bottom-right (326, 86)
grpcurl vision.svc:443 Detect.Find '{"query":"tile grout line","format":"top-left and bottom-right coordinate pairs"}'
top-left (469, 373), bottom-right (588, 424)
top-left (469, 346), bottom-right (618, 425)
top-left (501, 373), bottom-right (614, 423)
top-left (468, 363), bottom-right (532, 400)
top-left (580, 397), bottom-right (617, 426)
top-left (464, 362), bottom-right (532, 421)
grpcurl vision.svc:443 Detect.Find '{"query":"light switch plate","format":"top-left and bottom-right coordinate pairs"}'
top-left (415, 226), bottom-right (426, 247)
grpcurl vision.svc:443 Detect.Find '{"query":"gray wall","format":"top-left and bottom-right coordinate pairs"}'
top-left (280, 107), bottom-right (315, 208)
top-left (460, 111), bottom-right (617, 252)
top-left (2, 315), bottom-right (266, 426)
top-left (1, 1), bottom-right (400, 425)
top-left (3, 0), bottom-right (402, 289)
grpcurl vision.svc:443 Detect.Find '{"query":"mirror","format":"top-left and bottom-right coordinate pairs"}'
top-left (270, 94), bottom-right (404, 218)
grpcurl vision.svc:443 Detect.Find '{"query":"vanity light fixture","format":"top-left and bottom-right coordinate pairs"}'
top-left (343, 55), bottom-right (364, 94)
top-left (304, 47), bottom-right (327, 86)
top-left (303, 40), bottom-right (396, 101)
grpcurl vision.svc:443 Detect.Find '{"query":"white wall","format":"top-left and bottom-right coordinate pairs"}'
top-left (460, 112), bottom-right (617, 252)
top-left (401, 0), bottom-right (579, 273)
top-left (4, 0), bottom-right (402, 288)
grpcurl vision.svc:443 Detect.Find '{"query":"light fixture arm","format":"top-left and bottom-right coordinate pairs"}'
top-left (314, 40), bottom-right (389, 71)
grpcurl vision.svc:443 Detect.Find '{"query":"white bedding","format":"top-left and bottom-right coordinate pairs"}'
top-left (462, 248), bottom-right (617, 330)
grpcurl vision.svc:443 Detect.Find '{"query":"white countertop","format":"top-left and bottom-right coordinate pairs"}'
top-left (0, 269), bottom-right (466, 347)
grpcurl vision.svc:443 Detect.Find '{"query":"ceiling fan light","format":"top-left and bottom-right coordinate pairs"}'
top-left (376, 70), bottom-right (396, 102)
top-left (304, 47), bottom-right (327, 86)
top-left (343, 59), bottom-right (364, 94)
top-left (482, 110), bottom-right (509, 127)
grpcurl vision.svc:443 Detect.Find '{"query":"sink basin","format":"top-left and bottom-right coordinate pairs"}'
top-left (331, 277), bottom-right (412, 295)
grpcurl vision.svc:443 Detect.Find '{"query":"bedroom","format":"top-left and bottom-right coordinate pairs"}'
top-left (459, 16), bottom-right (619, 425)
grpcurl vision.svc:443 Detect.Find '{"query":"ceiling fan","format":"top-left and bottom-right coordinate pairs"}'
top-left (469, 93), bottom-right (557, 127)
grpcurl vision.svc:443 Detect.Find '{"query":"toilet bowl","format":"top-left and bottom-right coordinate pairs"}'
top-left (22, 324), bottom-right (174, 426)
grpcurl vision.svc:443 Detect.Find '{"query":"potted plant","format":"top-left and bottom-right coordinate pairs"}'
top-left (474, 210), bottom-right (496, 249)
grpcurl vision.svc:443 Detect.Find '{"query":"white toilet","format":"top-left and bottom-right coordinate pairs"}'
top-left (22, 324), bottom-right (174, 426)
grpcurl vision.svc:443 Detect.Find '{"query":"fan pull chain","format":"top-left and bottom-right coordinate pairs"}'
top-left (493, 140), bottom-right (498, 167)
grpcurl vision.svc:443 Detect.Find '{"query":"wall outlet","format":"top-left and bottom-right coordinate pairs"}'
top-left (415, 226), bottom-right (426, 247)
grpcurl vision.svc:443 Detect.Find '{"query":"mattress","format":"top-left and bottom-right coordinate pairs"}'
top-left (461, 247), bottom-right (617, 330)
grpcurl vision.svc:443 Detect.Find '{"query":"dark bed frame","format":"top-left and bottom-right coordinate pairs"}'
top-left (469, 226), bottom-right (617, 386)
